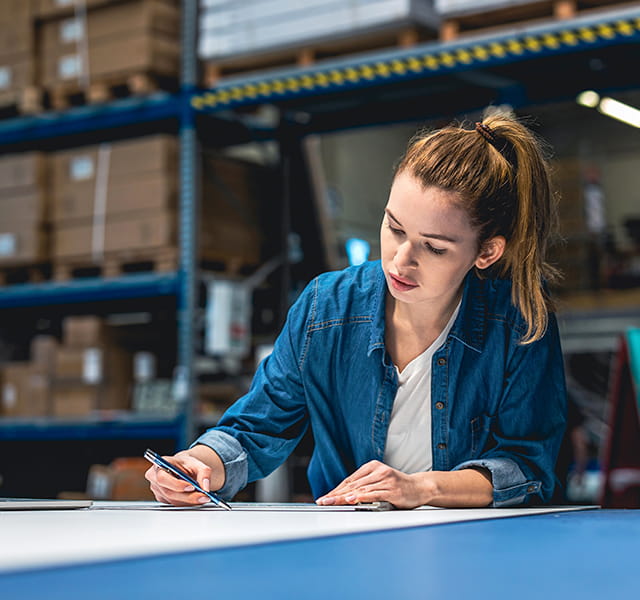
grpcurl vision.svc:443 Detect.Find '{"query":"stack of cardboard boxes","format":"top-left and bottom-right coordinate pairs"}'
top-left (51, 134), bottom-right (179, 261)
top-left (0, 337), bottom-right (54, 418)
top-left (35, 0), bottom-right (181, 96)
top-left (50, 134), bottom-right (265, 270)
top-left (0, 151), bottom-right (50, 268)
top-left (0, 316), bottom-right (133, 418)
top-left (53, 315), bottom-right (133, 416)
top-left (0, 0), bottom-right (36, 113)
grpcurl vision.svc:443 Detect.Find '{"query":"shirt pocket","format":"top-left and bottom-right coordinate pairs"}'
top-left (470, 413), bottom-right (494, 456)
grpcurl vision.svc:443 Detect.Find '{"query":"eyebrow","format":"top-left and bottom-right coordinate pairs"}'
top-left (385, 209), bottom-right (459, 243)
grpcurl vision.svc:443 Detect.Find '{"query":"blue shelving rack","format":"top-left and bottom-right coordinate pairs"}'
top-left (0, 0), bottom-right (201, 451)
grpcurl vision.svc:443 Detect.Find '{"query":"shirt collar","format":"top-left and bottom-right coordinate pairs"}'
top-left (449, 270), bottom-right (487, 353)
top-left (367, 262), bottom-right (387, 356)
top-left (367, 262), bottom-right (489, 355)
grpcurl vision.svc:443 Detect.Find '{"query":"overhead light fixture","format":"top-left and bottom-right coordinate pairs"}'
top-left (598, 97), bottom-right (640, 129)
top-left (576, 90), bottom-right (600, 108)
top-left (576, 90), bottom-right (640, 129)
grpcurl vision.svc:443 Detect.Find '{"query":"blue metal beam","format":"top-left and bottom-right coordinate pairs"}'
top-left (191, 5), bottom-right (640, 114)
top-left (0, 93), bottom-right (182, 147)
top-left (0, 415), bottom-right (185, 441)
top-left (0, 273), bottom-right (180, 309)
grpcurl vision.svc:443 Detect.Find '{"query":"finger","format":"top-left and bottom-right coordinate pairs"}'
top-left (153, 468), bottom-right (197, 493)
top-left (149, 481), bottom-right (210, 507)
top-left (170, 455), bottom-right (214, 492)
top-left (326, 467), bottom-right (386, 498)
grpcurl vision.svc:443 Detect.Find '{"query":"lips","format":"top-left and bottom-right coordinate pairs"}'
top-left (389, 272), bottom-right (418, 292)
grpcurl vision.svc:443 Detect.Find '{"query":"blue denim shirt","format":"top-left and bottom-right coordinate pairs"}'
top-left (195, 260), bottom-right (567, 506)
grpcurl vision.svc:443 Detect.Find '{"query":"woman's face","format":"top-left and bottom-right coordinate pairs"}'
top-left (380, 171), bottom-right (486, 307)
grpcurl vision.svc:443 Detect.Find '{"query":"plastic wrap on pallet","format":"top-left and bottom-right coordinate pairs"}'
top-left (198, 0), bottom-right (439, 60)
top-left (433, 0), bottom-right (546, 16)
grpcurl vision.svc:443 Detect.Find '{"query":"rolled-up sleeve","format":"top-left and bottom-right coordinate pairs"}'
top-left (453, 457), bottom-right (541, 507)
top-left (191, 431), bottom-right (248, 500)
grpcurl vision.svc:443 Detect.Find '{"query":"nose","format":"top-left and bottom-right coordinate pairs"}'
top-left (394, 240), bottom-right (418, 269)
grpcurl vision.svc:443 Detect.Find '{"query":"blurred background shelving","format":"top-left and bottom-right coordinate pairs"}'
top-left (1, 0), bottom-right (639, 505)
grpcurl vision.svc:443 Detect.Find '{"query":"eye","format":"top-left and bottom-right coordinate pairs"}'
top-left (387, 223), bottom-right (404, 236)
top-left (425, 242), bottom-right (446, 255)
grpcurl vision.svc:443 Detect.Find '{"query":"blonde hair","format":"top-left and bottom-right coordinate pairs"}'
top-left (394, 112), bottom-right (560, 344)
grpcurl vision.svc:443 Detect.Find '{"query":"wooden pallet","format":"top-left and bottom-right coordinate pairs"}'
top-left (438, 0), bottom-right (629, 42)
top-left (53, 247), bottom-right (179, 281)
top-left (202, 25), bottom-right (435, 85)
top-left (0, 86), bottom-right (44, 119)
top-left (46, 70), bottom-right (178, 111)
top-left (0, 261), bottom-right (51, 286)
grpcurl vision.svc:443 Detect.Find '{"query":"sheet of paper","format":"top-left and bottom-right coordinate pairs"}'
top-left (0, 502), bottom-right (598, 573)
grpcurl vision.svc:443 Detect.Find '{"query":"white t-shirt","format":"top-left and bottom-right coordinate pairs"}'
top-left (383, 302), bottom-right (460, 474)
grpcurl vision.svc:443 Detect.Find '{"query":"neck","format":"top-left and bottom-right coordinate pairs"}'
top-left (387, 288), bottom-right (462, 334)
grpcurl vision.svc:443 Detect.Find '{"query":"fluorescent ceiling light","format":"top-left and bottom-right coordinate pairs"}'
top-left (576, 90), bottom-right (600, 108)
top-left (576, 90), bottom-right (640, 129)
top-left (598, 97), bottom-right (640, 129)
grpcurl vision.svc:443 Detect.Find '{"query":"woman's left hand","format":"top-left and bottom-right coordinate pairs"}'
top-left (315, 460), bottom-right (432, 510)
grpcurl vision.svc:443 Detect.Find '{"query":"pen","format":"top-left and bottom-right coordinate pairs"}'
top-left (144, 448), bottom-right (232, 510)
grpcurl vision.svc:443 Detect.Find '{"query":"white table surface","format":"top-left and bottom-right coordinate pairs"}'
top-left (0, 502), bottom-right (594, 573)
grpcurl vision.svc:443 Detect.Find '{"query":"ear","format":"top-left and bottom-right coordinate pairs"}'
top-left (474, 236), bottom-right (506, 270)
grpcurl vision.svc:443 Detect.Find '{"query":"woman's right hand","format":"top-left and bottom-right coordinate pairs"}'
top-left (144, 445), bottom-right (225, 506)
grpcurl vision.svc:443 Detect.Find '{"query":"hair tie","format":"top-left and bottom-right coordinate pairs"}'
top-left (475, 121), bottom-right (498, 146)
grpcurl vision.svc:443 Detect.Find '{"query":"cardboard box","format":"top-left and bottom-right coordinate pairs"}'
top-left (201, 155), bottom-right (264, 264)
top-left (52, 172), bottom-right (176, 222)
top-left (0, 20), bottom-right (33, 59)
top-left (51, 136), bottom-right (177, 189)
top-left (51, 385), bottom-right (96, 417)
top-left (0, 189), bottom-right (49, 223)
top-left (52, 381), bottom-right (131, 416)
top-left (30, 335), bottom-right (59, 375)
top-left (1, 362), bottom-right (29, 416)
top-left (0, 56), bottom-right (34, 95)
top-left (62, 315), bottom-right (109, 348)
top-left (55, 345), bottom-right (132, 384)
top-left (0, 152), bottom-right (47, 192)
top-left (39, 0), bottom-right (179, 52)
top-left (33, 0), bottom-right (117, 19)
top-left (41, 31), bottom-right (179, 85)
top-left (53, 209), bottom-right (176, 257)
top-left (0, 226), bottom-right (48, 264)
top-left (1, 363), bottom-right (50, 417)
top-left (0, 0), bottom-right (32, 22)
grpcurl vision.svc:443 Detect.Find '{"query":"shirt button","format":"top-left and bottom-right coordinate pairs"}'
top-left (435, 402), bottom-right (444, 410)
top-left (437, 357), bottom-right (447, 366)
top-left (527, 485), bottom-right (536, 493)
top-left (437, 443), bottom-right (446, 450)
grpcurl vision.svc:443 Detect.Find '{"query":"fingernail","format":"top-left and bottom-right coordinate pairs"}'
top-left (318, 496), bottom-right (334, 505)
top-left (345, 494), bottom-right (357, 503)
top-left (202, 478), bottom-right (210, 492)
top-left (183, 485), bottom-right (195, 492)
top-left (197, 495), bottom-right (210, 504)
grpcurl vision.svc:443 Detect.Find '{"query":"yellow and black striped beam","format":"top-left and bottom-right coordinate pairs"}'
top-left (191, 6), bottom-right (640, 113)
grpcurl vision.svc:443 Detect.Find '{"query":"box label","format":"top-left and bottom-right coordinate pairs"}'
top-left (70, 155), bottom-right (94, 181)
top-left (58, 54), bottom-right (84, 79)
top-left (83, 348), bottom-right (103, 384)
top-left (0, 66), bottom-right (11, 90)
top-left (2, 383), bottom-right (17, 410)
top-left (0, 233), bottom-right (17, 257)
top-left (61, 18), bottom-right (85, 43)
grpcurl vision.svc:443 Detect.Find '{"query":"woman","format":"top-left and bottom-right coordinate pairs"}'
top-left (146, 112), bottom-right (567, 509)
